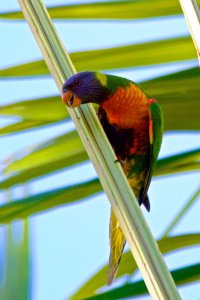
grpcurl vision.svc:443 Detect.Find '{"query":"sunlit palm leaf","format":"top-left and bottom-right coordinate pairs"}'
top-left (2, 132), bottom-right (82, 175)
top-left (0, 0), bottom-right (185, 20)
top-left (0, 134), bottom-right (88, 189)
top-left (0, 179), bottom-right (101, 223)
top-left (0, 95), bottom-right (67, 121)
top-left (0, 37), bottom-right (196, 78)
top-left (0, 119), bottom-right (57, 135)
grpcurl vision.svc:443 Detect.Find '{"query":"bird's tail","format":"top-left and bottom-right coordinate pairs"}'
top-left (108, 209), bottom-right (126, 285)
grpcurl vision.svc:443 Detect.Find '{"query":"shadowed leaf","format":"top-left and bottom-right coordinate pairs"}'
top-left (0, 220), bottom-right (30, 299)
top-left (85, 263), bottom-right (200, 299)
top-left (143, 67), bottom-right (200, 131)
top-left (154, 148), bottom-right (200, 176)
top-left (70, 234), bottom-right (200, 299)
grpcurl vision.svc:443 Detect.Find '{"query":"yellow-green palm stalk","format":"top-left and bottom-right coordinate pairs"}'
top-left (17, 0), bottom-right (181, 299)
top-left (179, 0), bottom-right (200, 64)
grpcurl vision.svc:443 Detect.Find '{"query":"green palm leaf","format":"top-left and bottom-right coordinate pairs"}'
top-left (0, 37), bottom-right (196, 79)
top-left (163, 188), bottom-right (200, 237)
top-left (84, 264), bottom-right (200, 299)
top-left (0, 220), bottom-right (30, 299)
top-left (0, 0), bottom-right (185, 20)
top-left (0, 119), bottom-right (57, 135)
top-left (0, 121), bottom-right (199, 189)
top-left (70, 234), bottom-right (200, 299)
top-left (0, 133), bottom-right (88, 189)
top-left (0, 179), bottom-right (101, 223)
top-left (0, 148), bottom-right (199, 217)
top-left (0, 95), bottom-right (67, 121)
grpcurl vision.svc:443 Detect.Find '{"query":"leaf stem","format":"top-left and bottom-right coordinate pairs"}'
top-left (162, 187), bottom-right (200, 237)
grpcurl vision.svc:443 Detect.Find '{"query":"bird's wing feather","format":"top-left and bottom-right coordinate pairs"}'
top-left (140, 100), bottom-right (163, 206)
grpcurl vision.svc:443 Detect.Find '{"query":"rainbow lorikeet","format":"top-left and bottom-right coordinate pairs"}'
top-left (62, 72), bottom-right (163, 284)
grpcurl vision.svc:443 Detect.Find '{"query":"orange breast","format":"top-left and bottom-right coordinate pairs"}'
top-left (101, 84), bottom-right (150, 154)
top-left (101, 84), bottom-right (149, 129)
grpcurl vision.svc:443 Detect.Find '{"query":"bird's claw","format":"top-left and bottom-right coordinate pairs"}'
top-left (114, 159), bottom-right (125, 164)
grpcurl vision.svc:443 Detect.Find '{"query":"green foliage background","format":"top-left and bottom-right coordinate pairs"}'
top-left (0, 1), bottom-right (200, 299)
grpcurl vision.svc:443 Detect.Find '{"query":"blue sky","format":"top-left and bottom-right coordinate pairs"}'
top-left (0, 1), bottom-right (200, 300)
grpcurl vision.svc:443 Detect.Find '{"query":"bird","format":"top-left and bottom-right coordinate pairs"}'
top-left (62, 71), bottom-right (163, 285)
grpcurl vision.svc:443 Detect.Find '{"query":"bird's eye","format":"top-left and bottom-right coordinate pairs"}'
top-left (74, 80), bottom-right (81, 86)
top-left (62, 87), bottom-right (67, 93)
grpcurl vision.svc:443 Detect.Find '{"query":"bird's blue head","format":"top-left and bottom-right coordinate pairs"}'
top-left (62, 72), bottom-right (109, 107)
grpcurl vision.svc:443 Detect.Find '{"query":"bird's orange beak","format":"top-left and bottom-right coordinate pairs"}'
top-left (62, 90), bottom-right (82, 108)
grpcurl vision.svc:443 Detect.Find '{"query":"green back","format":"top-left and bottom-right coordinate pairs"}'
top-left (95, 72), bottom-right (132, 93)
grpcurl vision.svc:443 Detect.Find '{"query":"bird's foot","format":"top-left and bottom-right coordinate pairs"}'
top-left (114, 159), bottom-right (125, 164)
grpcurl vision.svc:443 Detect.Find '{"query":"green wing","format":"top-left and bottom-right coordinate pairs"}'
top-left (140, 100), bottom-right (163, 207)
